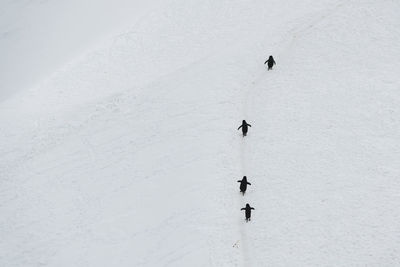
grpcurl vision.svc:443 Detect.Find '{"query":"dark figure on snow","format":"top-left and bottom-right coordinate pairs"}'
top-left (237, 120), bottom-right (251, 136)
top-left (241, 203), bottom-right (255, 222)
top-left (264, 55), bottom-right (276, 70)
top-left (237, 176), bottom-right (251, 195)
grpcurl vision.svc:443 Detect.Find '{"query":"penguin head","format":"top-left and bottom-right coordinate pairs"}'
top-left (242, 120), bottom-right (246, 124)
top-left (243, 176), bottom-right (247, 181)
top-left (269, 55), bottom-right (273, 59)
top-left (246, 203), bottom-right (250, 208)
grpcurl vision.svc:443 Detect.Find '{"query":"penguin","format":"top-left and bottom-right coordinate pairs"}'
top-left (264, 55), bottom-right (276, 70)
top-left (237, 120), bottom-right (252, 137)
top-left (241, 203), bottom-right (255, 222)
top-left (237, 176), bottom-right (251, 195)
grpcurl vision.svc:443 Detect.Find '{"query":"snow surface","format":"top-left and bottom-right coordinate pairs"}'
top-left (0, 0), bottom-right (160, 100)
top-left (1, 0), bottom-right (400, 266)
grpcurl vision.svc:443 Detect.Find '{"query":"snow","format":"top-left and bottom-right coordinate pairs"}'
top-left (0, 0), bottom-right (160, 100)
top-left (1, 0), bottom-right (400, 266)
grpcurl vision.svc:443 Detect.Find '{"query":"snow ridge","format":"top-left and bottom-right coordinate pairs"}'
top-left (2, 0), bottom-right (400, 266)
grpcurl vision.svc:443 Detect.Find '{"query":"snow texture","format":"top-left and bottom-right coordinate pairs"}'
top-left (1, 0), bottom-right (400, 266)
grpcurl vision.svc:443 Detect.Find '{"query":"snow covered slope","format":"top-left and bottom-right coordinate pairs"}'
top-left (0, 0), bottom-right (159, 100)
top-left (1, 0), bottom-right (400, 266)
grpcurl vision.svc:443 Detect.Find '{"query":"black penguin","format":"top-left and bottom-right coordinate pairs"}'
top-left (264, 55), bottom-right (276, 70)
top-left (241, 203), bottom-right (255, 222)
top-left (237, 120), bottom-right (252, 136)
top-left (237, 176), bottom-right (251, 195)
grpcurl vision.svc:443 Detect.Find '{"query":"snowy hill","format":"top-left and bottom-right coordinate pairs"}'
top-left (1, 0), bottom-right (400, 266)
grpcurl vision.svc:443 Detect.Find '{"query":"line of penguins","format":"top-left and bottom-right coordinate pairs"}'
top-left (238, 55), bottom-right (276, 222)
